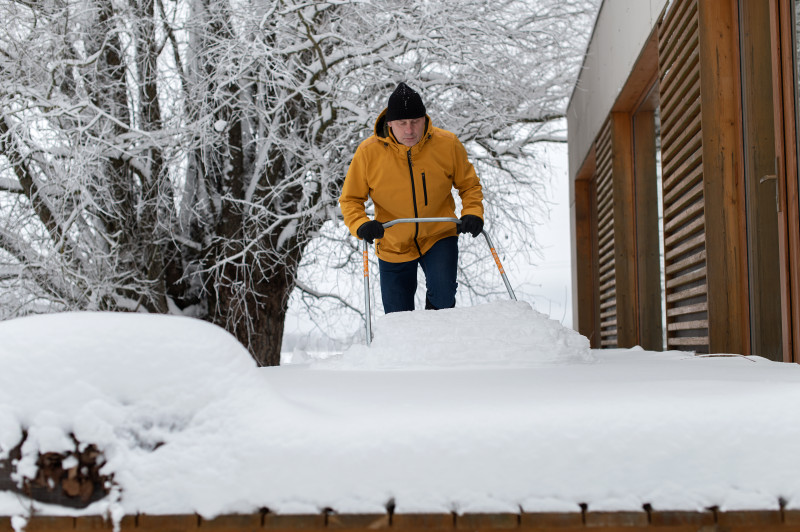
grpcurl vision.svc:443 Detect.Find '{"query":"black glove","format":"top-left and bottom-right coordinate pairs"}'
top-left (458, 215), bottom-right (483, 238)
top-left (356, 220), bottom-right (385, 244)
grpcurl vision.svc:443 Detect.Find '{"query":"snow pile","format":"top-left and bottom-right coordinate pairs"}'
top-left (301, 300), bottom-right (594, 369)
top-left (3, 306), bottom-right (800, 522)
top-left (0, 312), bottom-right (260, 423)
top-left (0, 312), bottom-right (266, 518)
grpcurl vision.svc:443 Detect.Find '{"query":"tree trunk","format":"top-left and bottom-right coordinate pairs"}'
top-left (249, 273), bottom-right (292, 367)
top-left (209, 258), bottom-right (294, 367)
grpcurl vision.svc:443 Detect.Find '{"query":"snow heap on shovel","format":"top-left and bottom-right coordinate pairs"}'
top-left (310, 300), bottom-right (594, 370)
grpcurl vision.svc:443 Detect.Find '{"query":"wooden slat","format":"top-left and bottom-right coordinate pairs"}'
top-left (664, 216), bottom-right (705, 249)
top-left (665, 232), bottom-right (706, 261)
top-left (599, 288), bottom-right (616, 299)
top-left (650, 510), bottom-right (715, 527)
top-left (660, 60), bottom-right (700, 134)
top-left (520, 512), bottom-right (583, 528)
top-left (659, 0), bottom-right (694, 48)
top-left (660, 0), bottom-right (699, 81)
top-left (264, 514), bottom-right (326, 530)
top-left (661, 48), bottom-right (700, 124)
top-left (595, 160), bottom-right (612, 188)
top-left (200, 513), bottom-right (262, 530)
top-left (661, 102), bottom-right (702, 170)
top-left (600, 308), bottom-right (617, 326)
top-left (666, 266), bottom-right (708, 290)
top-left (594, 159), bottom-right (612, 181)
top-left (661, 124), bottom-right (702, 182)
top-left (661, 116), bottom-right (702, 182)
top-left (596, 195), bottom-right (613, 220)
top-left (598, 211), bottom-right (614, 231)
top-left (667, 301), bottom-right (709, 317)
top-left (597, 230), bottom-right (614, 253)
top-left (663, 196), bottom-right (704, 235)
top-left (663, 181), bottom-right (704, 221)
top-left (598, 238), bottom-right (614, 259)
top-left (666, 282), bottom-right (708, 303)
top-left (661, 65), bottom-right (701, 141)
top-left (74, 516), bottom-right (113, 531)
top-left (668, 335), bottom-right (710, 346)
top-left (585, 511), bottom-right (649, 528)
top-left (598, 229), bottom-right (614, 251)
top-left (596, 186), bottom-right (614, 214)
top-left (600, 298), bottom-right (617, 311)
top-left (393, 513), bottom-right (454, 530)
top-left (668, 319), bottom-right (710, 331)
top-left (456, 513), bottom-right (518, 530)
top-left (137, 515), bottom-right (199, 530)
top-left (23, 516), bottom-right (76, 530)
top-left (599, 280), bottom-right (615, 294)
top-left (594, 156), bottom-right (611, 177)
top-left (665, 248), bottom-right (707, 276)
top-left (598, 226), bottom-right (614, 241)
top-left (328, 514), bottom-right (390, 530)
top-left (599, 260), bottom-right (615, 276)
top-left (598, 209), bottom-right (614, 231)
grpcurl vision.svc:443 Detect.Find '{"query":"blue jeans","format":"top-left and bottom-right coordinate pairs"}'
top-left (378, 236), bottom-right (458, 313)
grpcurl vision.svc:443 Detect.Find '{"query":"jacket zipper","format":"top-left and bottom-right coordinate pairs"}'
top-left (421, 172), bottom-right (428, 205)
top-left (406, 150), bottom-right (422, 256)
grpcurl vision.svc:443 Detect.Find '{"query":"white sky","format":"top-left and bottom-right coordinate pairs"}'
top-left (507, 144), bottom-right (572, 327)
top-left (3, 305), bottom-right (800, 529)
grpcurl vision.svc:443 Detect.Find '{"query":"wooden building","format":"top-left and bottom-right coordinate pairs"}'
top-left (567, 0), bottom-right (800, 362)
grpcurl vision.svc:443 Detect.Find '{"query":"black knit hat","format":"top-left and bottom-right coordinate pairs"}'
top-left (385, 82), bottom-right (426, 122)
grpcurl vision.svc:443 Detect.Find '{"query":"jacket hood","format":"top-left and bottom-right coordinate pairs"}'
top-left (373, 108), bottom-right (431, 146)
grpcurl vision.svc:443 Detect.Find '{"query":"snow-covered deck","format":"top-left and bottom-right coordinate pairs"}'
top-left (3, 304), bottom-right (800, 531)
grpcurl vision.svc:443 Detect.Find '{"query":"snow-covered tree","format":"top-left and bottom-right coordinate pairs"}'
top-left (0, 0), bottom-right (595, 366)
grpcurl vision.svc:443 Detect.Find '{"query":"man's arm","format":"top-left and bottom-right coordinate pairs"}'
top-left (339, 145), bottom-right (372, 237)
top-left (452, 138), bottom-right (484, 219)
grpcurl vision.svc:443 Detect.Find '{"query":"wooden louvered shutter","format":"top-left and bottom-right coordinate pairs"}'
top-left (594, 119), bottom-right (617, 348)
top-left (657, 0), bottom-right (709, 353)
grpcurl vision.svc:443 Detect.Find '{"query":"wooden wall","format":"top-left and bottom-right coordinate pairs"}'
top-left (594, 119), bottom-right (618, 347)
top-left (657, 0), bottom-right (751, 355)
top-left (770, 0), bottom-right (800, 363)
top-left (571, 0), bottom-right (797, 358)
top-left (657, 0), bottom-right (710, 353)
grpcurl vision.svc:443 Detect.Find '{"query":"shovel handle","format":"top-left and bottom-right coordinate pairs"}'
top-left (361, 217), bottom-right (516, 346)
top-left (380, 218), bottom-right (516, 301)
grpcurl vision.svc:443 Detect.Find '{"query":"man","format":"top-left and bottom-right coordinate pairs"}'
top-left (339, 82), bottom-right (484, 313)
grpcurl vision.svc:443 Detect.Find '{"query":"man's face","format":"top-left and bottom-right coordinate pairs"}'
top-left (388, 117), bottom-right (426, 147)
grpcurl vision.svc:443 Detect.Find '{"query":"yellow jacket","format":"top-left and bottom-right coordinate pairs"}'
top-left (339, 110), bottom-right (484, 263)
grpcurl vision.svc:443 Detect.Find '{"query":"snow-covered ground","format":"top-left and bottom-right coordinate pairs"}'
top-left (2, 301), bottom-right (800, 525)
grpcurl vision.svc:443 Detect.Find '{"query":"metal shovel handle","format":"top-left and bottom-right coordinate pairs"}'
top-left (362, 217), bottom-right (516, 345)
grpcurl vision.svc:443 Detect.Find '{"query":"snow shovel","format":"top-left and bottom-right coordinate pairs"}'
top-left (361, 217), bottom-right (516, 345)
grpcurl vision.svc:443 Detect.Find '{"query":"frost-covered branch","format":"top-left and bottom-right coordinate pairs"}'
top-left (294, 279), bottom-right (363, 317)
top-left (0, 0), bottom-right (598, 365)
